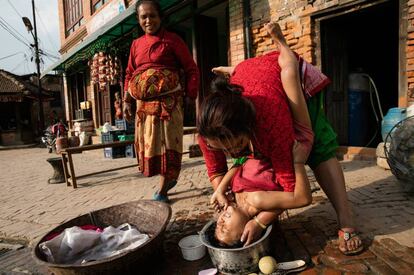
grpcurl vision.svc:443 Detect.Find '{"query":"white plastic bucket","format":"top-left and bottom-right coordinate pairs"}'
top-left (178, 235), bottom-right (206, 261)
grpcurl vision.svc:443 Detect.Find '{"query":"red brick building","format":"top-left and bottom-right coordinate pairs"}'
top-left (46, 0), bottom-right (411, 147)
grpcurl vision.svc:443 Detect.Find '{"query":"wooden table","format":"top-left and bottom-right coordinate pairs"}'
top-left (60, 140), bottom-right (137, 188)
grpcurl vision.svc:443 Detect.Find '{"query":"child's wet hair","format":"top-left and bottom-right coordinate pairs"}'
top-left (197, 76), bottom-right (256, 141)
top-left (213, 223), bottom-right (244, 248)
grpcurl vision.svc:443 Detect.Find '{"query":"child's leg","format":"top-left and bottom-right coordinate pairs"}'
top-left (265, 22), bottom-right (311, 128)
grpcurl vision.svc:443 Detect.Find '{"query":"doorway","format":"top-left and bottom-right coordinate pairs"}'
top-left (166, 0), bottom-right (229, 126)
top-left (319, 0), bottom-right (399, 147)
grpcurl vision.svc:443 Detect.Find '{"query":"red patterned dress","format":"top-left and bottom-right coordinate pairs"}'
top-left (199, 51), bottom-right (328, 192)
top-left (124, 29), bottom-right (199, 179)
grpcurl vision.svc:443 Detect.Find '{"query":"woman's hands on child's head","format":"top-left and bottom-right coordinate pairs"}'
top-left (210, 185), bottom-right (234, 212)
top-left (292, 140), bottom-right (310, 164)
top-left (241, 219), bottom-right (264, 246)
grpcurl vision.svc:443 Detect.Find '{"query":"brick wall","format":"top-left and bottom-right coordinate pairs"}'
top-left (228, 0), bottom-right (325, 65)
top-left (407, 0), bottom-right (414, 103)
top-left (228, 0), bottom-right (245, 66)
top-left (228, 0), bottom-right (411, 104)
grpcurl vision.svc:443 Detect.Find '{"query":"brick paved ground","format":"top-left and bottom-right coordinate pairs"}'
top-left (0, 147), bottom-right (413, 274)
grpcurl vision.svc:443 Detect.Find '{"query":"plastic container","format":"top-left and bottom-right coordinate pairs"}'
top-left (118, 134), bottom-right (135, 141)
top-left (125, 144), bottom-right (136, 158)
top-left (348, 72), bottom-right (371, 146)
top-left (104, 147), bottom-right (125, 159)
top-left (381, 107), bottom-right (406, 141)
top-left (178, 235), bottom-right (206, 261)
top-left (101, 130), bottom-right (124, 144)
top-left (115, 119), bottom-right (135, 133)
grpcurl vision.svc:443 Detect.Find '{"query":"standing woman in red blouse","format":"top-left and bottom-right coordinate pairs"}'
top-left (123, 0), bottom-right (199, 202)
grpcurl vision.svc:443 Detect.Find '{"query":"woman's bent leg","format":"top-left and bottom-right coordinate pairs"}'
top-left (313, 158), bottom-right (362, 253)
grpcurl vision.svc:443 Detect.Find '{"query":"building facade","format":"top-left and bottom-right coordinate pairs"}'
top-left (0, 70), bottom-right (63, 145)
top-left (51, 0), bottom-right (411, 147)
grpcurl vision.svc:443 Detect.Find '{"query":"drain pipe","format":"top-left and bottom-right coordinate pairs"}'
top-left (242, 0), bottom-right (253, 59)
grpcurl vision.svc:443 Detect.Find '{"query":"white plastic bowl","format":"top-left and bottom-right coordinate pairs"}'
top-left (178, 235), bottom-right (206, 261)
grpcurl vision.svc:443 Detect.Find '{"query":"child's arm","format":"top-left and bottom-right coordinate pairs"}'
top-left (210, 165), bottom-right (239, 211)
top-left (241, 210), bottom-right (281, 246)
top-left (211, 66), bottom-right (235, 77)
top-left (245, 141), bottom-right (312, 210)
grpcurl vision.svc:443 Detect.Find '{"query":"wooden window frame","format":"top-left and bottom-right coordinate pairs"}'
top-left (91, 0), bottom-right (107, 14)
top-left (64, 0), bottom-right (84, 37)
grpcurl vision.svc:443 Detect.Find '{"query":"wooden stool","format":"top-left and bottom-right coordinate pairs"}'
top-left (46, 157), bottom-right (65, 184)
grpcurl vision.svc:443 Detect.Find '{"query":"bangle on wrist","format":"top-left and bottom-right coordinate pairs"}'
top-left (253, 216), bottom-right (267, 229)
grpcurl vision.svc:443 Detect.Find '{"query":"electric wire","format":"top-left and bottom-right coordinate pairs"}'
top-left (7, 0), bottom-right (23, 17)
top-left (0, 16), bottom-right (31, 45)
top-left (0, 19), bottom-right (31, 48)
top-left (35, 6), bottom-right (59, 52)
top-left (43, 54), bottom-right (56, 64)
top-left (39, 47), bottom-right (60, 59)
top-left (11, 59), bottom-right (28, 72)
top-left (1, 2), bottom-right (52, 74)
top-left (0, 21), bottom-right (30, 47)
top-left (0, 52), bottom-right (24, 61)
top-left (2, 2), bottom-right (60, 73)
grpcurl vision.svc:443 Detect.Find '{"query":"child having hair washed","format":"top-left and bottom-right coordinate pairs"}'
top-left (207, 22), bottom-right (314, 247)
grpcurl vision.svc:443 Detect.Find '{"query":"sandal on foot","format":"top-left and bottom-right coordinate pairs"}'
top-left (338, 229), bottom-right (364, 255)
top-left (166, 180), bottom-right (177, 193)
top-left (153, 192), bottom-right (170, 203)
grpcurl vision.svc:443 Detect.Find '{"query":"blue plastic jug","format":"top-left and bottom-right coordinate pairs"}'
top-left (348, 72), bottom-right (371, 146)
top-left (381, 107), bottom-right (406, 141)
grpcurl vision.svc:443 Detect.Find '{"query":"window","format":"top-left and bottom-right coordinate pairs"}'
top-left (64, 0), bottom-right (84, 37)
top-left (91, 0), bottom-right (107, 14)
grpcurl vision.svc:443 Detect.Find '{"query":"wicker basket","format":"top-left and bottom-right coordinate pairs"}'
top-left (32, 200), bottom-right (171, 275)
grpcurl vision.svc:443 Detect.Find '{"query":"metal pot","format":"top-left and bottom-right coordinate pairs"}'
top-left (199, 220), bottom-right (272, 275)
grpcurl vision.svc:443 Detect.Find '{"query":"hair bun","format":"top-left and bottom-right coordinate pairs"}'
top-left (211, 76), bottom-right (243, 95)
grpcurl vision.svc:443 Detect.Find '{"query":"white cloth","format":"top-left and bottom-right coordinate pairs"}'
top-left (39, 224), bottom-right (149, 264)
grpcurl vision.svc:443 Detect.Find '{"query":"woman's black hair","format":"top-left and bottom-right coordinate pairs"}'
top-left (197, 76), bottom-right (256, 141)
top-left (135, 0), bottom-right (164, 18)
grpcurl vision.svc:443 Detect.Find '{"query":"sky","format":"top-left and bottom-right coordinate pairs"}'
top-left (0, 0), bottom-right (60, 76)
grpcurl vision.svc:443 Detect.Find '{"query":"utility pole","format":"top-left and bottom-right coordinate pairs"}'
top-left (31, 0), bottom-right (44, 132)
